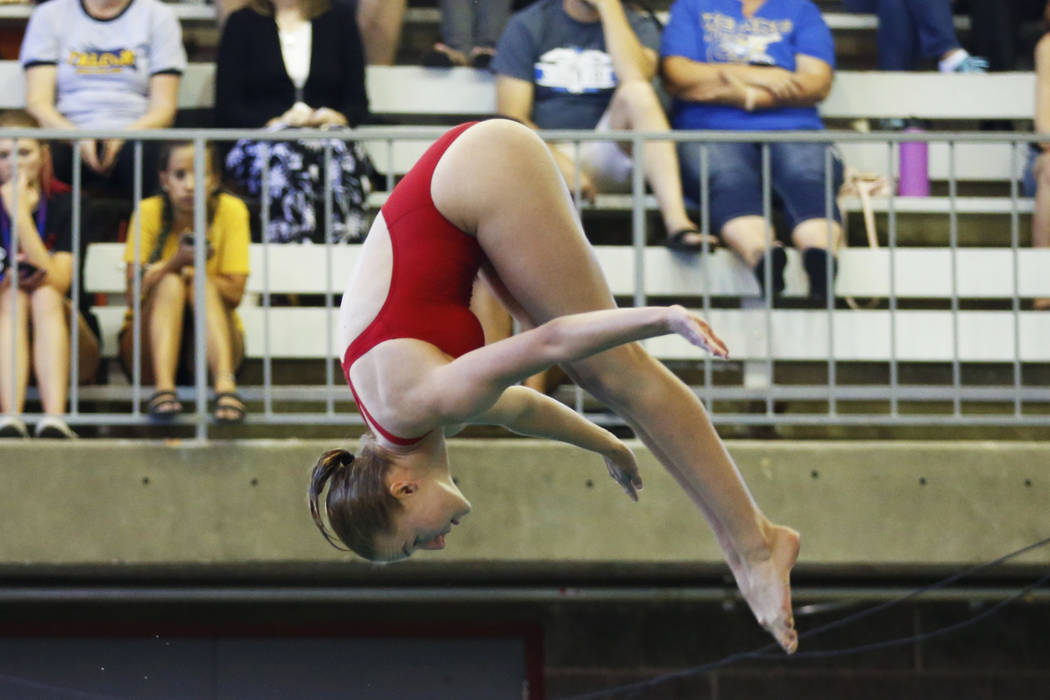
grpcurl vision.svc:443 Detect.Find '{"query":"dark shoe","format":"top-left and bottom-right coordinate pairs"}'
top-left (0, 416), bottom-right (29, 438)
top-left (752, 247), bottom-right (787, 301)
top-left (423, 43), bottom-right (467, 68)
top-left (802, 247), bottom-right (838, 304)
top-left (665, 228), bottom-right (720, 253)
top-left (470, 47), bottom-right (495, 69)
top-left (214, 392), bottom-right (246, 425)
top-left (422, 49), bottom-right (456, 68)
top-left (34, 416), bottom-right (78, 439)
top-left (147, 390), bottom-right (182, 421)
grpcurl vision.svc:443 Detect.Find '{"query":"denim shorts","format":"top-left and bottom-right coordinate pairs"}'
top-left (677, 140), bottom-right (845, 236)
top-left (1022, 143), bottom-right (1040, 198)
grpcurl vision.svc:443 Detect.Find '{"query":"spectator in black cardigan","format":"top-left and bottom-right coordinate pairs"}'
top-left (215, 0), bottom-right (374, 244)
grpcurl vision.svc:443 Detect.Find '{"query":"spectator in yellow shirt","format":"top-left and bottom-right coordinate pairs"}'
top-left (121, 142), bottom-right (251, 423)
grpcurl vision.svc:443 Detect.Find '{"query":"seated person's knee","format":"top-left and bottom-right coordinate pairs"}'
top-left (29, 284), bottom-right (63, 313)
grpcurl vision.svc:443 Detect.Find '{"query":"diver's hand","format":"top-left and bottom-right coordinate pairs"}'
top-left (666, 304), bottom-right (729, 358)
top-left (602, 441), bottom-right (643, 502)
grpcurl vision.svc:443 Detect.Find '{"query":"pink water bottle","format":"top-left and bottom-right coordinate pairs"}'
top-left (898, 126), bottom-right (929, 197)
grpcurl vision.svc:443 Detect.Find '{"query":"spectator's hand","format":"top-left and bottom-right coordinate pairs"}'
top-left (278, 103), bottom-right (314, 128)
top-left (0, 171), bottom-right (39, 215)
top-left (308, 107), bottom-right (349, 128)
top-left (99, 139), bottom-right (124, 173)
top-left (718, 68), bottom-right (750, 103)
top-left (169, 242), bottom-right (197, 271)
top-left (78, 139), bottom-right (105, 174)
top-left (742, 67), bottom-right (803, 100)
top-left (666, 304), bottom-right (730, 358)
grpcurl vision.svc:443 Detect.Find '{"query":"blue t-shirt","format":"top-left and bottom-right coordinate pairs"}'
top-left (660, 0), bottom-right (834, 131)
top-left (492, 0), bottom-right (661, 130)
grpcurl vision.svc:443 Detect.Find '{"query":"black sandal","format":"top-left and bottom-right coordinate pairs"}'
top-left (665, 228), bottom-right (720, 253)
top-left (147, 390), bottom-right (182, 420)
top-left (214, 392), bottom-right (246, 425)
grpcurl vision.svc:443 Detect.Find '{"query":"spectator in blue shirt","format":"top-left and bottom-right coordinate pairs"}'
top-left (661, 0), bottom-right (843, 303)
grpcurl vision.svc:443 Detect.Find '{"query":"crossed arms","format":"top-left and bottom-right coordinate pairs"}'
top-left (661, 53), bottom-right (833, 111)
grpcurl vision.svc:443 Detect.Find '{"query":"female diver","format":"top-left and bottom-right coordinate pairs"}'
top-left (309, 119), bottom-right (800, 653)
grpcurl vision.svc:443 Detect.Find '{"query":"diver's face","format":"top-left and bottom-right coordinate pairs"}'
top-left (375, 474), bottom-right (472, 562)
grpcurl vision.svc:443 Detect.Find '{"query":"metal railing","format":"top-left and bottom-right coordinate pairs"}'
top-left (1, 126), bottom-right (1048, 436)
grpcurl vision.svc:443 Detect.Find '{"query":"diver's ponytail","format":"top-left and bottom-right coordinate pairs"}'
top-left (306, 435), bottom-right (399, 560)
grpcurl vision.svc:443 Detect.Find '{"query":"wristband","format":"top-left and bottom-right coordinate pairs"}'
top-left (744, 87), bottom-right (757, 112)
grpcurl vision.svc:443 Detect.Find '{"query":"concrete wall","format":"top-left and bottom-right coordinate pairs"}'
top-left (0, 440), bottom-right (1047, 569)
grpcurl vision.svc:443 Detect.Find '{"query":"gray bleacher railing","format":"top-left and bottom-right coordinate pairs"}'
top-left (1, 126), bottom-right (1048, 437)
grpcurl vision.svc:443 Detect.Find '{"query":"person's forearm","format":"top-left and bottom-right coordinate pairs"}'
top-left (537, 306), bottom-right (672, 367)
top-left (10, 210), bottom-right (52, 270)
top-left (124, 104), bottom-right (177, 131)
top-left (596, 1), bottom-right (655, 81)
top-left (664, 58), bottom-right (826, 108)
top-left (503, 388), bottom-right (623, 456)
top-left (25, 99), bottom-right (76, 130)
top-left (209, 274), bottom-right (244, 308)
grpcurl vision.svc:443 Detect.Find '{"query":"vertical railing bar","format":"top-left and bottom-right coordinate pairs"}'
top-left (324, 139), bottom-right (335, 416)
top-left (700, 142), bottom-right (713, 415)
top-left (762, 142), bottom-right (774, 417)
top-left (262, 142), bottom-right (273, 417)
top-left (68, 139), bottom-right (84, 418)
top-left (573, 139), bottom-right (583, 211)
top-left (632, 133), bottom-right (646, 311)
top-left (131, 140), bottom-right (143, 417)
top-left (7, 141), bottom-right (19, 421)
top-left (948, 140), bottom-right (961, 418)
top-left (385, 137), bottom-right (394, 193)
top-left (887, 138), bottom-right (899, 417)
top-left (573, 137), bottom-right (585, 415)
top-left (824, 144), bottom-right (836, 416)
top-left (1009, 141), bottom-right (1022, 417)
top-left (192, 138), bottom-right (208, 440)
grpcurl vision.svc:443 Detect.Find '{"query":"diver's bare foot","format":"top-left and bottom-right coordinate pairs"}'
top-left (1034, 297), bottom-right (1050, 311)
top-left (734, 524), bottom-right (801, 654)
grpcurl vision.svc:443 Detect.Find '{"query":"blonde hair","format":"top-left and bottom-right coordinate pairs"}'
top-left (249, 0), bottom-right (331, 20)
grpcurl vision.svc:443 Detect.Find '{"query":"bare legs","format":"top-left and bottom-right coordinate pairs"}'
top-left (357, 0), bottom-right (407, 65)
top-left (120, 272), bottom-right (244, 419)
top-left (722, 215), bottom-right (842, 269)
top-left (0, 284), bottom-right (99, 418)
top-left (604, 80), bottom-right (699, 238)
top-left (0, 285), bottom-right (30, 414)
top-left (433, 118), bottom-right (799, 652)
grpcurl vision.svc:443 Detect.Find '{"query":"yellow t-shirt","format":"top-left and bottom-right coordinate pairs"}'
top-left (121, 192), bottom-right (251, 330)
top-left (123, 192), bottom-right (251, 276)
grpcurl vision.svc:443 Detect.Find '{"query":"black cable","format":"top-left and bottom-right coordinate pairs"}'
top-left (565, 535), bottom-right (1050, 700)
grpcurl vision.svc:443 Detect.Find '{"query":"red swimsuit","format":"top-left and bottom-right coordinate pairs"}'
top-left (341, 122), bottom-right (485, 444)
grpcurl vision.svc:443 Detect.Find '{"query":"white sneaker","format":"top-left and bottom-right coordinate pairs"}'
top-left (34, 416), bottom-right (78, 439)
top-left (0, 416), bottom-right (29, 438)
